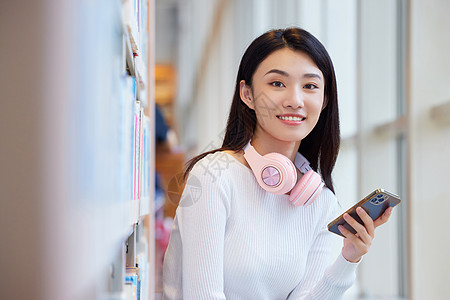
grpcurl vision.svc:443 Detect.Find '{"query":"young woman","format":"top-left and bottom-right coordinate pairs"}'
top-left (162, 27), bottom-right (393, 300)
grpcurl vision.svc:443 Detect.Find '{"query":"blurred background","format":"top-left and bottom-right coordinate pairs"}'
top-left (155, 0), bottom-right (450, 297)
top-left (1, 0), bottom-right (449, 299)
top-left (154, 0), bottom-right (450, 299)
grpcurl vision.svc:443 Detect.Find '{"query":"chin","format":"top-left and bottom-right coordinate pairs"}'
top-left (274, 134), bottom-right (308, 143)
top-left (281, 129), bottom-right (313, 141)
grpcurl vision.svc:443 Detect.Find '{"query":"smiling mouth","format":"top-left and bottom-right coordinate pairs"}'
top-left (276, 115), bottom-right (306, 122)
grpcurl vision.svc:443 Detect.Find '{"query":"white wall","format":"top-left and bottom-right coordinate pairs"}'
top-left (174, 0), bottom-right (226, 152)
top-left (356, 0), bottom-right (403, 297)
top-left (0, 1), bottom-right (48, 298)
top-left (409, 0), bottom-right (450, 299)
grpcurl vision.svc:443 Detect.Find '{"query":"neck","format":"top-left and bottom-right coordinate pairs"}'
top-left (250, 129), bottom-right (301, 163)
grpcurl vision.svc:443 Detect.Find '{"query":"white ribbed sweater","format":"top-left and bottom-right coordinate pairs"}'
top-left (162, 152), bottom-right (359, 300)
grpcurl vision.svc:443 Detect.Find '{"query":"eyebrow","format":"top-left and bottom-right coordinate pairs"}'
top-left (264, 69), bottom-right (322, 81)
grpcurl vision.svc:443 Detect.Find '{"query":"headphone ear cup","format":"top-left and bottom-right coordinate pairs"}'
top-left (289, 170), bottom-right (323, 206)
top-left (261, 152), bottom-right (297, 194)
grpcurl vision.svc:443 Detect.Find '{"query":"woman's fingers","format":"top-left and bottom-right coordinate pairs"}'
top-left (338, 225), bottom-right (369, 259)
top-left (340, 206), bottom-right (395, 263)
top-left (338, 225), bottom-right (365, 248)
top-left (373, 206), bottom-right (393, 228)
top-left (356, 207), bottom-right (375, 237)
top-left (343, 212), bottom-right (372, 245)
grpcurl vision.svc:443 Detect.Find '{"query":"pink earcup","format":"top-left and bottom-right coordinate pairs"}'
top-left (261, 152), bottom-right (297, 195)
top-left (242, 141), bottom-right (322, 204)
top-left (289, 170), bottom-right (324, 206)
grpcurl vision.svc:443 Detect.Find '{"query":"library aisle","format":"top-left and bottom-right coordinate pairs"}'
top-left (0, 0), bottom-right (159, 299)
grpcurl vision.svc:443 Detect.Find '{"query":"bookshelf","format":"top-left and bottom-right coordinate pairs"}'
top-left (107, 0), bottom-right (156, 299)
top-left (0, 0), bottom-right (155, 299)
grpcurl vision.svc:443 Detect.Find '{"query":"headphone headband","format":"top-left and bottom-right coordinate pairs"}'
top-left (244, 141), bottom-right (312, 174)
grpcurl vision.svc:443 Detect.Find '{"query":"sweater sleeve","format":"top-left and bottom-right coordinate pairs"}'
top-left (162, 159), bottom-right (231, 299)
top-left (287, 195), bottom-right (360, 300)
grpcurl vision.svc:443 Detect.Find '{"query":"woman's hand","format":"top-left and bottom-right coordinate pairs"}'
top-left (338, 206), bottom-right (394, 263)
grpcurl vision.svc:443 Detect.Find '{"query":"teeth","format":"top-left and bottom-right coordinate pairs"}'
top-left (278, 116), bottom-right (304, 121)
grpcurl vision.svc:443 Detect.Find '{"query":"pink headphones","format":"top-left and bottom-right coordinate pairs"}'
top-left (243, 141), bottom-right (324, 206)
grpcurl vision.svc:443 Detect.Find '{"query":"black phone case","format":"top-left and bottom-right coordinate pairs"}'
top-left (327, 189), bottom-right (401, 237)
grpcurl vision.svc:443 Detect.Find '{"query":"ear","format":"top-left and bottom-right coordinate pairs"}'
top-left (240, 80), bottom-right (254, 110)
top-left (321, 96), bottom-right (328, 111)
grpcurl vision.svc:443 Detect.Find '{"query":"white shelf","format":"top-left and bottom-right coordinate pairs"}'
top-left (140, 196), bottom-right (150, 217)
top-left (124, 30), bottom-right (135, 76)
top-left (121, 0), bottom-right (140, 56)
top-left (123, 29), bottom-right (148, 108)
top-left (374, 116), bottom-right (407, 139)
top-left (109, 200), bottom-right (137, 242)
top-left (99, 194), bottom-right (154, 266)
top-left (430, 100), bottom-right (450, 125)
top-left (121, 0), bottom-right (149, 109)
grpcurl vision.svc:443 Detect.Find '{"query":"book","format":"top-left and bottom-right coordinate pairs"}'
top-left (125, 267), bottom-right (141, 300)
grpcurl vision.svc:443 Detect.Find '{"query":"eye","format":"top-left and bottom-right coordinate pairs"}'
top-left (304, 83), bottom-right (319, 90)
top-left (270, 81), bottom-right (285, 88)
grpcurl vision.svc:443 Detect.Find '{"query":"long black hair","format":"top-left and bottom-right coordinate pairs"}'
top-left (184, 27), bottom-right (340, 193)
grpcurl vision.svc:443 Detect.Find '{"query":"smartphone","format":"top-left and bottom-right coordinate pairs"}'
top-left (327, 188), bottom-right (401, 237)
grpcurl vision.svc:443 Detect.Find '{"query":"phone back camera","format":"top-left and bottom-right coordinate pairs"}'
top-left (370, 195), bottom-right (387, 205)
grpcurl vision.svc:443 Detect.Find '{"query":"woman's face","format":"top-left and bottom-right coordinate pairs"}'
top-left (240, 48), bottom-right (325, 143)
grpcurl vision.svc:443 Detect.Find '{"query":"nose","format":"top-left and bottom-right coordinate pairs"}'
top-left (283, 86), bottom-right (304, 109)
